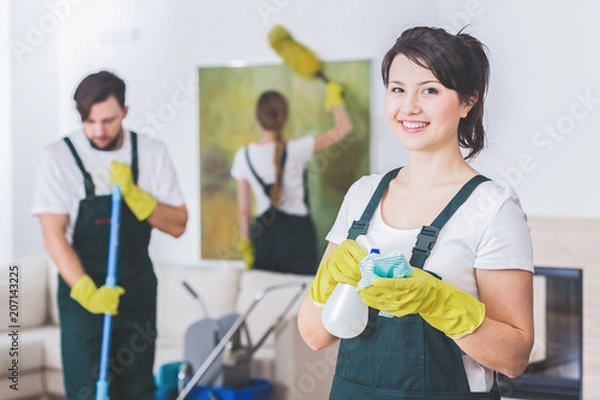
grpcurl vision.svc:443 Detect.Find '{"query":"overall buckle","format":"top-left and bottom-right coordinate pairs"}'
top-left (348, 220), bottom-right (370, 240)
top-left (410, 225), bottom-right (440, 268)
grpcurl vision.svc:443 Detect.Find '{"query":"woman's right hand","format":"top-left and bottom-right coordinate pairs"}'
top-left (324, 81), bottom-right (345, 110)
top-left (309, 239), bottom-right (367, 306)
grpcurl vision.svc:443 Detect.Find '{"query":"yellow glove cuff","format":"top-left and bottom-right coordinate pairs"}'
top-left (237, 238), bottom-right (255, 270)
top-left (70, 274), bottom-right (97, 304)
top-left (70, 274), bottom-right (125, 315)
top-left (126, 187), bottom-right (158, 221)
top-left (110, 161), bottom-right (157, 221)
top-left (324, 81), bottom-right (345, 110)
top-left (309, 270), bottom-right (332, 307)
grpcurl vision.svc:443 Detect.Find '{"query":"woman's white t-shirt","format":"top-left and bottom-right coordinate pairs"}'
top-left (230, 136), bottom-right (315, 216)
top-left (326, 173), bottom-right (534, 392)
top-left (31, 130), bottom-right (185, 243)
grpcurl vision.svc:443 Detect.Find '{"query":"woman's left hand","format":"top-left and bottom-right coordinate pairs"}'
top-left (358, 268), bottom-right (486, 338)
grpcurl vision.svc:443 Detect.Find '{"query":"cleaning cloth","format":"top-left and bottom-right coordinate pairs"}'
top-left (358, 250), bottom-right (413, 318)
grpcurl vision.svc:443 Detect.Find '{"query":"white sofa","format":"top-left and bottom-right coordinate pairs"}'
top-left (0, 256), bottom-right (339, 400)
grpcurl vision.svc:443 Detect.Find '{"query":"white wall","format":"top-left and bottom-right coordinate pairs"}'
top-left (1, 0), bottom-right (13, 263)
top-left (9, 2), bottom-right (66, 260)
top-left (9, 0), bottom-right (600, 264)
top-left (437, 0), bottom-right (600, 218)
top-left (47, 0), bottom-right (437, 264)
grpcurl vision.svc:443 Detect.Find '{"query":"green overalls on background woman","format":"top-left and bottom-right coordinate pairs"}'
top-left (232, 85), bottom-right (353, 275)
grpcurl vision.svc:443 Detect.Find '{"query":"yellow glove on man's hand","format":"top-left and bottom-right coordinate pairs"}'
top-left (110, 161), bottom-right (157, 221)
top-left (324, 81), bottom-right (345, 110)
top-left (309, 239), bottom-right (366, 306)
top-left (70, 274), bottom-right (125, 315)
top-left (237, 238), bottom-right (254, 270)
top-left (358, 268), bottom-right (485, 338)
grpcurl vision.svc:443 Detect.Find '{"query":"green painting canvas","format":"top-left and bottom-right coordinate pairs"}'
top-left (199, 60), bottom-right (370, 260)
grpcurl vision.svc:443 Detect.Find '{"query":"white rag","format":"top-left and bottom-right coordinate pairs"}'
top-left (358, 250), bottom-right (413, 318)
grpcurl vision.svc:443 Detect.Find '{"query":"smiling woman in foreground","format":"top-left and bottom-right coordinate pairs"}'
top-left (297, 26), bottom-right (534, 399)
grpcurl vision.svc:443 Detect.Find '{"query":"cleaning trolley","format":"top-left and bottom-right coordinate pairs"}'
top-left (156, 280), bottom-right (307, 400)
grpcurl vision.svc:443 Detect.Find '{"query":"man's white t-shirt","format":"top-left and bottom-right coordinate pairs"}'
top-left (326, 173), bottom-right (534, 392)
top-left (230, 136), bottom-right (315, 216)
top-left (31, 130), bottom-right (185, 243)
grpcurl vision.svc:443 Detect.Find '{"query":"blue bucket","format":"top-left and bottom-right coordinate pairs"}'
top-left (187, 379), bottom-right (273, 400)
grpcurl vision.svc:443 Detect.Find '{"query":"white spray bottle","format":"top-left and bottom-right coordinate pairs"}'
top-left (321, 235), bottom-right (378, 339)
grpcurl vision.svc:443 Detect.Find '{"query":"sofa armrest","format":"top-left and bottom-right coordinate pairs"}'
top-left (273, 318), bottom-right (339, 400)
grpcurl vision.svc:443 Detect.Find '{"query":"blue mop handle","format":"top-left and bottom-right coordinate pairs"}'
top-left (96, 185), bottom-right (122, 400)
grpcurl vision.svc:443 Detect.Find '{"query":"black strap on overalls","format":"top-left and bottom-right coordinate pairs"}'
top-left (245, 145), bottom-right (287, 197)
top-left (331, 167), bottom-right (498, 400)
top-left (63, 132), bottom-right (140, 197)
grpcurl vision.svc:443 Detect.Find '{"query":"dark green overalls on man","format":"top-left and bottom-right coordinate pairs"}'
top-left (330, 167), bottom-right (500, 400)
top-left (58, 132), bottom-right (157, 400)
top-left (244, 146), bottom-right (318, 275)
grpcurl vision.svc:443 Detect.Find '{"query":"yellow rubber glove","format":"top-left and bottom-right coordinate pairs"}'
top-left (358, 268), bottom-right (485, 339)
top-left (324, 81), bottom-right (345, 110)
top-left (70, 275), bottom-right (125, 315)
top-left (309, 239), bottom-right (367, 306)
top-left (237, 238), bottom-right (254, 270)
top-left (110, 161), bottom-right (157, 221)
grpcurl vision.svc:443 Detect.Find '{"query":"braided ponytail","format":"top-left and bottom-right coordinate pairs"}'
top-left (255, 91), bottom-right (289, 207)
top-left (271, 134), bottom-right (285, 207)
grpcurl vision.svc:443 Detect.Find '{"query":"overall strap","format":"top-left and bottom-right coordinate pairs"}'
top-left (409, 174), bottom-right (490, 268)
top-left (244, 146), bottom-right (288, 198)
top-left (130, 131), bottom-right (139, 184)
top-left (63, 137), bottom-right (95, 198)
top-left (303, 169), bottom-right (310, 209)
top-left (347, 167), bottom-right (401, 240)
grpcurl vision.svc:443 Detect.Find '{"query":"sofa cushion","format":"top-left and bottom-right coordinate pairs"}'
top-left (0, 256), bottom-right (49, 332)
top-left (45, 369), bottom-right (66, 396)
top-left (235, 270), bottom-right (312, 348)
top-left (154, 336), bottom-right (185, 372)
top-left (155, 264), bottom-right (242, 341)
top-left (37, 326), bottom-right (62, 370)
top-left (47, 258), bottom-right (60, 326)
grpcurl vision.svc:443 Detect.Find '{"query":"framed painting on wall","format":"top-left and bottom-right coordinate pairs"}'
top-left (199, 60), bottom-right (370, 261)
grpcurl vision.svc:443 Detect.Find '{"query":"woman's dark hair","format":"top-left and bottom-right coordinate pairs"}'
top-left (255, 91), bottom-right (288, 207)
top-left (73, 71), bottom-right (126, 121)
top-left (381, 26), bottom-right (490, 159)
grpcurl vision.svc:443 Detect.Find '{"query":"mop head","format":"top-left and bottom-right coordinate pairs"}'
top-left (268, 25), bottom-right (323, 80)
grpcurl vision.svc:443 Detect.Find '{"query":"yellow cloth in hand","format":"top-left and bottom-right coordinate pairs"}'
top-left (70, 274), bottom-right (125, 315)
top-left (309, 239), bottom-right (366, 306)
top-left (110, 161), bottom-right (157, 221)
top-left (237, 238), bottom-right (254, 270)
top-left (358, 268), bottom-right (485, 338)
top-left (324, 81), bottom-right (345, 110)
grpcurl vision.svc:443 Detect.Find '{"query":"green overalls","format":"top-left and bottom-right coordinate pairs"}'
top-left (330, 167), bottom-right (500, 400)
top-left (244, 147), bottom-right (317, 275)
top-left (58, 132), bottom-right (157, 400)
